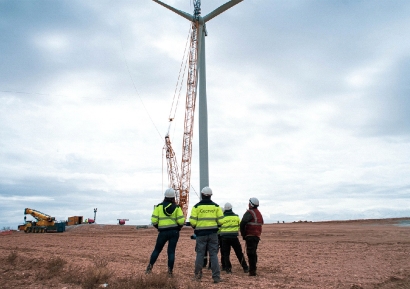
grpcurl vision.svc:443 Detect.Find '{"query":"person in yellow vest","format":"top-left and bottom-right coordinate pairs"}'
top-left (220, 202), bottom-right (249, 274)
top-left (146, 188), bottom-right (184, 276)
top-left (190, 186), bottom-right (224, 283)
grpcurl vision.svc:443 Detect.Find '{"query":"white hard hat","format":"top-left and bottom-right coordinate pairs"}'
top-left (249, 197), bottom-right (259, 207)
top-left (164, 188), bottom-right (176, 198)
top-left (201, 186), bottom-right (213, 196)
top-left (224, 202), bottom-right (232, 211)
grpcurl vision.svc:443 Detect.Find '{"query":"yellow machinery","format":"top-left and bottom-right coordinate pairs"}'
top-left (18, 208), bottom-right (65, 233)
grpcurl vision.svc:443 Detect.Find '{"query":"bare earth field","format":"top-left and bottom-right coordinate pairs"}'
top-left (1, 218), bottom-right (410, 289)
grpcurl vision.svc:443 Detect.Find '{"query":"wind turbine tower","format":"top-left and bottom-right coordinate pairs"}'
top-left (153, 0), bottom-right (243, 191)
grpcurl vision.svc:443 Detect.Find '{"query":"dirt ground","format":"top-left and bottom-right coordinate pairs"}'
top-left (1, 218), bottom-right (410, 289)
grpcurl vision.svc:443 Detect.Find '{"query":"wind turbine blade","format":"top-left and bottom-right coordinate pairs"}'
top-left (203, 0), bottom-right (243, 23)
top-left (152, 0), bottom-right (194, 22)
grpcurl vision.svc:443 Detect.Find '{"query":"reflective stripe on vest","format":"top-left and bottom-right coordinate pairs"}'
top-left (248, 209), bottom-right (262, 226)
top-left (245, 208), bottom-right (263, 237)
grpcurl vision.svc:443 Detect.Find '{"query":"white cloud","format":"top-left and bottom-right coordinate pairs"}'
top-left (1, 0), bottom-right (410, 229)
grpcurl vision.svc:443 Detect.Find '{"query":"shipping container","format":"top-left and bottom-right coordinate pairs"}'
top-left (67, 216), bottom-right (83, 226)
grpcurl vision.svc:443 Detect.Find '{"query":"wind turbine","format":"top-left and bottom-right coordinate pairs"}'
top-left (153, 0), bottom-right (243, 192)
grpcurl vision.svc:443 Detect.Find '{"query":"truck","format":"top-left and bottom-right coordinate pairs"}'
top-left (18, 208), bottom-right (65, 233)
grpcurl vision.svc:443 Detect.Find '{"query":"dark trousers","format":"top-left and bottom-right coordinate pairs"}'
top-left (149, 230), bottom-right (180, 270)
top-left (221, 237), bottom-right (248, 271)
top-left (245, 236), bottom-right (260, 273)
top-left (218, 235), bottom-right (226, 269)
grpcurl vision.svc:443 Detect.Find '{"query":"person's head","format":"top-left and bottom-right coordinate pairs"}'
top-left (224, 202), bottom-right (232, 211)
top-left (201, 186), bottom-right (212, 199)
top-left (163, 188), bottom-right (176, 203)
top-left (248, 197), bottom-right (259, 208)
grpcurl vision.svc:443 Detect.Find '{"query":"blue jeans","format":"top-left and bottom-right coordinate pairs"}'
top-left (149, 230), bottom-right (180, 270)
top-left (195, 233), bottom-right (220, 279)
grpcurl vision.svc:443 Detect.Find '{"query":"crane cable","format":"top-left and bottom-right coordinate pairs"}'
top-left (118, 17), bottom-right (163, 141)
top-left (168, 25), bottom-right (192, 126)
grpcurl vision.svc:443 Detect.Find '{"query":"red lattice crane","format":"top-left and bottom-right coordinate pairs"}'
top-left (164, 3), bottom-right (200, 219)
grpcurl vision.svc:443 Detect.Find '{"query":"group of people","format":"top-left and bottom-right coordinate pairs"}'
top-left (146, 186), bottom-right (264, 284)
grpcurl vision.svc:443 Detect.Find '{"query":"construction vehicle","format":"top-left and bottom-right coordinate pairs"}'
top-left (18, 208), bottom-right (65, 233)
top-left (163, 2), bottom-right (200, 219)
top-left (84, 218), bottom-right (95, 224)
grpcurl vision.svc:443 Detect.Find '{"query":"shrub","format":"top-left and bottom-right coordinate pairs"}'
top-left (107, 273), bottom-right (201, 289)
top-left (7, 250), bottom-right (18, 265)
top-left (61, 264), bottom-right (83, 285)
top-left (46, 256), bottom-right (67, 275)
top-left (80, 259), bottom-right (112, 289)
top-left (35, 256), bottom-right (67, 281)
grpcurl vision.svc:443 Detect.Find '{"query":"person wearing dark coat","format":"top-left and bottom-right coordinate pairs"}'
top-left (240, 197), bottom-right (264, 276)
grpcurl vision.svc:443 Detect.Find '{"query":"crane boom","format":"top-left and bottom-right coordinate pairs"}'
top-left (165, 5), bottom-right (200, 218)
top-left (165, 134), bottom-right (181, 205)
top-left (179, 19), bottom-right (199, 217)
top-left (24, 208), bottom-right (55, 224)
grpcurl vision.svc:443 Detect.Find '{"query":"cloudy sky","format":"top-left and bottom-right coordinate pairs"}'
top-left (1, 0), bottom-right (410, 229)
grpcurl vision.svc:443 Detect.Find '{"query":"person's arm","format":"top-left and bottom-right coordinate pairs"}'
top-left (235, 215), bottom-right (241, 232)
top-left (189, 206), bottom-right (198, 228)
top-left (151, 205), bottom-right (159, 229)
top-left (176, 206), bottom-right (185, 230)
top-left (216, 206), bottom-right (224, 227)
top-left (240, 211), bottom-right (252, 238)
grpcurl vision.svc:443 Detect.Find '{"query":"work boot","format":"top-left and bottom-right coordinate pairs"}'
top-left (192, 271), bottom-right (202, 282)
top-left (213, 277), bottom-right (224, 283)
top-left (192, 275), bottom-right (201, 282)
top-left (145, 264), bottom-right (153, 274)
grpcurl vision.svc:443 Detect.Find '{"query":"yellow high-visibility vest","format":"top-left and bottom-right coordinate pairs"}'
top-left (151, 202), bottom-right (184, 230)
top-left (220, 213), bottom-right (240, 237)
top-left (189, 200), bottom-right (224, 235)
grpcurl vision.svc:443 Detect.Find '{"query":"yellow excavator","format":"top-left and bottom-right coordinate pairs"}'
top-left (18, 208), bottom-right (65, 233)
